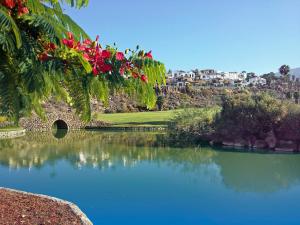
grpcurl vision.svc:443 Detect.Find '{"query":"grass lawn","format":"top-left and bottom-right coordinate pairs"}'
top-left (95, 110), bottom-right (181, 127)
top-left (0, 127), bottom-right (23, 132)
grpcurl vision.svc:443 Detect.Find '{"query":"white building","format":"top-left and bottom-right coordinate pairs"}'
top-left (199, 69), bottom-right (222, 80)
top-left (169, 70), bottom-right (195, 79)
top-left (248, 77), bottom-right (266, 86)
top-left (239, 71), bottom-right (247, 80)
top-left (222, 72), bottom-right (240, 80)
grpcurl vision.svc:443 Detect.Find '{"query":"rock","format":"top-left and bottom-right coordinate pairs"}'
top-left (275, 147), bottom-right (295, 153)
top-left (222, 141), bottom-right (235, 147)
top-left (253, 140), bottom-right (267, 149)
top-left (85, 120), bottom-right (110, 129)
top-left (0, 129), bottom-right (26, 139)
top-left (275, 140), bottom-right (297, 152)
top-left (174, 101), bottom-right (180, 106)
top-left (233, 139), bottom-right (248, 148)
top-left (265, 131), bottom-right (277, 149)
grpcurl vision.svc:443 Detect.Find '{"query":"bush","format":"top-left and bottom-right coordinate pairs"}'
top-left (156, 95), bottom-right (164, 111)
top-left (0, 116), bottom-right (15, 128)
top-left (0, 116), bottom-right (7, 123)
top-left (168, 92), bottom-right (300, 146)
top-left (168, 107), bottom-right (221, 145)
top-left (216, 92), bottom-right (287, 140)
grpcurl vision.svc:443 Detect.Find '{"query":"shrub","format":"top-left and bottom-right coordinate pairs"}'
top-left (0, 116), bottom-right (7, 123)
top-left (168, 107), bottom-right (221, 145)
top-left (168, 92), bottom-right (300, 146)
top-left (156, 96), bottom-right (164, 111)
top-left (216, 92), bottom-right (287, 140)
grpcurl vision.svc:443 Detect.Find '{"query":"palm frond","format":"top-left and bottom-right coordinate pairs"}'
top-left (0, 6), bottom-right (22, 48)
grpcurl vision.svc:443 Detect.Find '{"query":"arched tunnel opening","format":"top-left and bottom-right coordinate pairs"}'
top-left (52, 120), bottom-right (68, 139)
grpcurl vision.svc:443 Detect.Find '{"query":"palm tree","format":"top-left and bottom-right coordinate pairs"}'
top-left (279, 65), bottom-right (290, 82)
top-left (0, 0), bottom-right (166, 124)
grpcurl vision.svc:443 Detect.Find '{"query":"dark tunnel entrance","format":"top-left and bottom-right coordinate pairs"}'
top-left (52, 120), bottom-right (68, 139)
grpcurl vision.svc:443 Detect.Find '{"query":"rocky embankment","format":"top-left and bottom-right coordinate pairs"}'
top-left (92, 89), bottom-right (217, 113)
top-left (210, 130), bottom-right (300, 153)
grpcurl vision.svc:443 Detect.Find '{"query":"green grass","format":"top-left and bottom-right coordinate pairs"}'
top-left (0, 127), bottom-right (23, 132)
top-left (95, 110), bottom-right (181, 128)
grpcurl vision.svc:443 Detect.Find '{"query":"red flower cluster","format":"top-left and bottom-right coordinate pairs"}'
top-left (145, 51), bottom-right (153, 59)
top-left (61, 32), bottom-right (152, 83)
top-left (38, 42), bottom-right (57, 62)
top-left (1, 0), bottom-right (29, 16)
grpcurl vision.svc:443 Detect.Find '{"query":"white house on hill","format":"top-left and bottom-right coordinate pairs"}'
top-left (248, 77), bottom-right (266, 86)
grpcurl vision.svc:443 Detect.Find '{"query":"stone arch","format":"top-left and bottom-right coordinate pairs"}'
top-left (19, 99), bottom-right (110, 132)
top-left (20, 112), bottom-right (85, 131)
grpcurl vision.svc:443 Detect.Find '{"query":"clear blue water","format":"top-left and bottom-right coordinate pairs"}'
top-left (1, 131), bottom-right (300, 225)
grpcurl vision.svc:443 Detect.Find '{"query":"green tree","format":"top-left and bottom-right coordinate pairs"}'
top-left (246, 72), bottom-right (255, 81)
top-left (261, 72), bottom-right (276, 87)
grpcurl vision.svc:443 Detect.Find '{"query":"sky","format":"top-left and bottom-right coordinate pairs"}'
top-left (64, 0), bottom-right (300, 74)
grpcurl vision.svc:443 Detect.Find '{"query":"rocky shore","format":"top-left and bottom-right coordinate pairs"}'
top-left (209, 131), bottom-right (300, 153)
top-left (0, 188), bottom-right (92, 225)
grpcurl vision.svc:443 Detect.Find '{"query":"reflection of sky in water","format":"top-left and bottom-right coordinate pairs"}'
top-left (1, 131), bottom-right (300, 225)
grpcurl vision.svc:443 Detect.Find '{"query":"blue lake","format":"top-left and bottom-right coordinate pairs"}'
top-left (0, 131), bottom-right (300, 225)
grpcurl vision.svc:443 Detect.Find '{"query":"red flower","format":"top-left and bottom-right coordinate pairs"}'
top-left (83, 39), bottom-right (92, 46)
top-left (141, 74), bottom-right (148, 83)
top-left (92, 66), bottom-right (98, 76)
top-left (83, 53), bottom-right (90, 61)
top-left (2, 0), bottom-right (16, 9)
top-left (48, 43), bottom-right (56, 50)
top-left (101, 64), bottom-right (112, 73)
top-left (132, 72), bottom-right (139, 78)
top-left (77, 43), bottom-right (87, 51)
top-left (38, 53), bottom-right (49, 62)
top-left (17, 6), bottom-right (29, 16)
top-left (102, 50), bottom-right (111, 59)
top-left (67, 32), bottom-right (74, 40)
top-left (116, 52), bottom-right (125, 61)
top-left (119, 67), bottom-right (125, 75)
top-left (62, 39), bottom-right (67, 44)
top-left (145, 51), bottom-right (153, 59)
top-left (21, 7), bottom-right (28, 14)
top-left (62, 39), bottom-right (74, 48)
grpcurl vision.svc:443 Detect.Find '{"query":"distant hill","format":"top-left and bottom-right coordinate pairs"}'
top-left (290, 67), bottom-right (300, 77)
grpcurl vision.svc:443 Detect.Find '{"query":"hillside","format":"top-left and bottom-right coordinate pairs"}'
top-left (290, 67), bottom-right (300, 77)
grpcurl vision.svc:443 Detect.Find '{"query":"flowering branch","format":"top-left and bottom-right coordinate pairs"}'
top-left (40, 32), bottom-right (155, 83)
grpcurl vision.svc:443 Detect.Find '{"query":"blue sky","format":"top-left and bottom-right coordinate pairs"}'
top-left (65, 0), bottom-right (300, 74)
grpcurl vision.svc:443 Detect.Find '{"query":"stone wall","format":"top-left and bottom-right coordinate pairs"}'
top-left (19, 100), bottom-right (109, 131)
top-left (20, 112), bottom-right (85, 131)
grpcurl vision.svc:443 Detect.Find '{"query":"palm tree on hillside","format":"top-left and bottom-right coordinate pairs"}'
top-left (279, 65), bottom-right (290, 82)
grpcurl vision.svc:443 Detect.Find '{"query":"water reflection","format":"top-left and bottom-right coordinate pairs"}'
top-left (1, 131), bottom-right (300, 193)
top-left (52, 129), bottom-right (68, 139)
